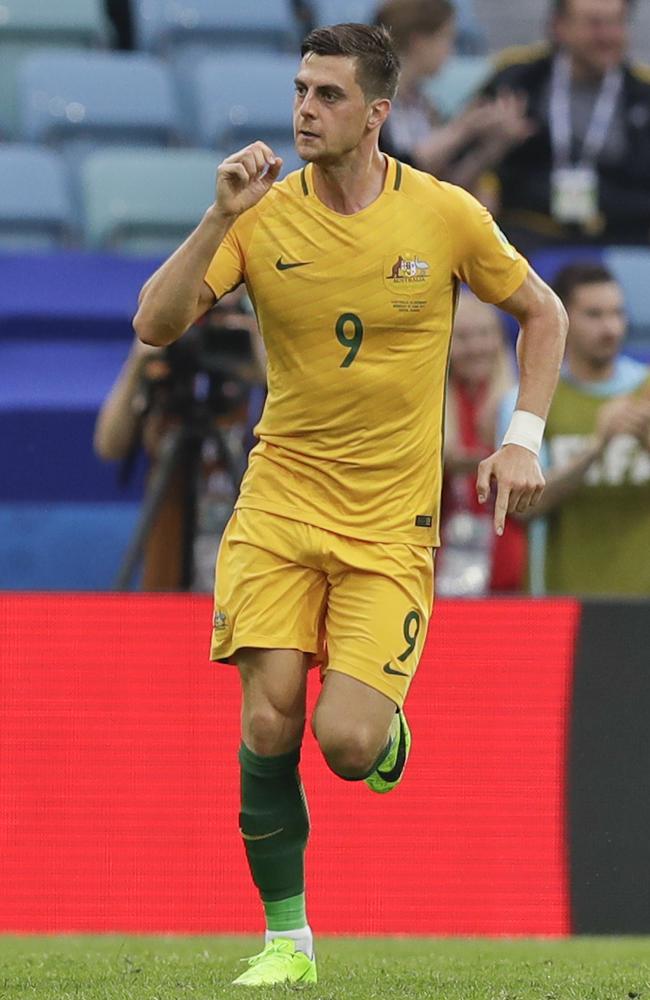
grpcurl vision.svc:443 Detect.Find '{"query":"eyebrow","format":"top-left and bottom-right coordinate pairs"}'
top-left (293, 76), bottom-right (347, 97)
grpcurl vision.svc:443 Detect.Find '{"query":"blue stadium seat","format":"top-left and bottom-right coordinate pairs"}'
top-left (79, 147), bottom-right (219, 254)
top-left (0, 0), bottom-right (111, 140)
top-left (17, 50), bottom-right (181, 150)
top-left (310, 0), bottom-right (378, 26)
top-left (425, 55), bottom-right (491, 118)
top-left (0, 144), bottom-right (74, 250)
top-left (0, 0), bottom-right (110, 46)
top-left (182, 52), bottom-right (297, 149)
top-left (132, 0), bottom-right (296, 55)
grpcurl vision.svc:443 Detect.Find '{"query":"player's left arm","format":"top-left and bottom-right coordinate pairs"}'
top-left (476, 268), bottom-right (568, 535)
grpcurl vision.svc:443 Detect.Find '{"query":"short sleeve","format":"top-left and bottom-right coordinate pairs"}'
top-left (443, 183), bottom-right (529, 304)
top-left (204, 225), bottom-right (245, 300)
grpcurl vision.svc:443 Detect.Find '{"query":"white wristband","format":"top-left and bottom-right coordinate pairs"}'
top-left (501, 410), bottom-right (545, 456)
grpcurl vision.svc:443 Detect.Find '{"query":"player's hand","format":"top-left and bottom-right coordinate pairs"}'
top-left (476, 444), bottom-right (545, 535)
top-left (215, 141), bottom-right (283, 219)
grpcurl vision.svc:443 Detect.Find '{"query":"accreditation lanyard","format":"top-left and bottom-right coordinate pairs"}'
top-left (548, 53), bottom-right (623, 225)
top-left (549, 52), bottom-right (623, 169)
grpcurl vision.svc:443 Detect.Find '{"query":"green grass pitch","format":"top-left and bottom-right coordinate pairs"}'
top-left (0, 934), bottom-right (649, 999)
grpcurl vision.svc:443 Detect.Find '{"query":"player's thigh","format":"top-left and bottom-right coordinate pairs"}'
top-left (324, 542), bottom-right (434, 709)
top-left (237, 647), bottom-right (311, 755)
top-left (210, 509), bottom-right (328, 662)
top-left (313, 670), bottom-right (397, 759)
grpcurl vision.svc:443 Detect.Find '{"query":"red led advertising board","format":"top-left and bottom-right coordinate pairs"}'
top-left (0, 594), bottom-right (578, 934)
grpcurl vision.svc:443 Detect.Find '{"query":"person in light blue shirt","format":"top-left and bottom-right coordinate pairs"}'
top-left (498, 261), bottom-right (650, 595)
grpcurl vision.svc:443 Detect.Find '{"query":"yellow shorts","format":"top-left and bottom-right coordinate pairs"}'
top-left (210, 508), bottom-right (434, 706)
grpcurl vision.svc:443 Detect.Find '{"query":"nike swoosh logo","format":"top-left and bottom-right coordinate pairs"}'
top-left (377, 714), bottom-right (407, 784)
top-left (383, 662), bottom-right (409, 677)
top-left (275, 257), bottom-right (312, 270)
top-left (239, 827), bottom-right (284, 841)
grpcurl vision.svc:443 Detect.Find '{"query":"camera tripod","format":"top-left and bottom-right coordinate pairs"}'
top-left (114, 411), bottom-right (247, 591)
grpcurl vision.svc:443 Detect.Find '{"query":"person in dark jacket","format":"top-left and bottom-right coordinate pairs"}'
top-left (376, 0), bottom-right (533, 196)
top-left (483, 0), bottom-right (650, 248)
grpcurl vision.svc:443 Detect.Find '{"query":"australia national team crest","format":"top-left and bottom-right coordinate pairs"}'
top-left (213, 609), bottom-right (228, 631)
top-left (383, 250), bottom-right (433, 299)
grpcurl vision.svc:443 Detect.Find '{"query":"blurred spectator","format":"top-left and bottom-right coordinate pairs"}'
top-left (499, 262), bottom-right (650, 595)
top-left (437, 291), bottom-right (526, 595)
top-left (375, 0), bottom-right (533, 194)
top-left (483, 0), bottom-right (650, 248)
top-left (94, 289), bottom-right (264, 591)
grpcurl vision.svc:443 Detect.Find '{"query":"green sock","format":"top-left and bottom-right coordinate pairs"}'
top-left (264, 892), bottom-right (307, 931)
top-left (239, 743), bottom-right (310, 924)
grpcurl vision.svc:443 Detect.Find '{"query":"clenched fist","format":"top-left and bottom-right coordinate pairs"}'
top-left (215, 141), bottom-right (283, 219)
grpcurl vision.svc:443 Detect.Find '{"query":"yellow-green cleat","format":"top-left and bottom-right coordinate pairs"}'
top-left (232, 938), bottom-right (317, 987)
top-left (365, 707), bottom-right (411, 794)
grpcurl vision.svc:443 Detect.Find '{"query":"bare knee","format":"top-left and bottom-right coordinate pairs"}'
top-left (312, 710), bottom-right (383, 779)
top-left (238, 647), bottom-right (308, 757)
top-left (246, 703), bottom-right (305, 757)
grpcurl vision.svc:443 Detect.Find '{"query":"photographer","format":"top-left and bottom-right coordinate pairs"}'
top-left (94, 289), bottom-right (265, 591)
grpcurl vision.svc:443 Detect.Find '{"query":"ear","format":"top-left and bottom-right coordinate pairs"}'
top-left (367, 98), bottom-right (391, 132)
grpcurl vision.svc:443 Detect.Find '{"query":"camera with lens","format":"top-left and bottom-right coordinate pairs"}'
top-left (138, 308), bottom-right (257, 425)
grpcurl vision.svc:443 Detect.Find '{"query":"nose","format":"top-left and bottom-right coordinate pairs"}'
top-left (298, 89), bottom-right (316, 119)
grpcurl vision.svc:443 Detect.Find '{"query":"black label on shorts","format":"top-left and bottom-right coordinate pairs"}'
top-left (415, 515), bottom-right (432, 528)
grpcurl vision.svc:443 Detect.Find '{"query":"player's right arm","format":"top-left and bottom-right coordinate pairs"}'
top-left (133, 142), bottom-right (282, 347)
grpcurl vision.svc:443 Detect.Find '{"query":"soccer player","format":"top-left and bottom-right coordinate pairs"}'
top-left (134, 24), bottom-right (567, 987)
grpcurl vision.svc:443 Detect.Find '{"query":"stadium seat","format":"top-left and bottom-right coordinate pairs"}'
top-left (425, 55), bottom-right (492, 118)
top-left (132, 0), bottom-right (296, 55)
top-left (0, 0), bottom-right (110, 46)
top-left (0, 144), bottom-right (74, 250)
top-left (604, 246), bottom-right (650, 347)
top-left (0, 0), bottom-right (111, 140)
top-left (79, 147), bottom-right (219, 254)
top-left (181, 52), bottom-right (297, 149)
top-left (310, 0), bottom-right (378, 26)
top-left (17, 50), bottom-right (181, 150)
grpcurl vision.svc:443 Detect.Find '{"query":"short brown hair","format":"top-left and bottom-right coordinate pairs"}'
top-left (375, 0), bottom-right (454, 53)
top-left (301, 23), bottom-right (400, 101)
top-left (552, 261), bottom-right (618, 305)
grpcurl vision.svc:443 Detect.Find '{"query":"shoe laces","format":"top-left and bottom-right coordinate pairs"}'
top-left (243, 938), bottom-right (296, 969)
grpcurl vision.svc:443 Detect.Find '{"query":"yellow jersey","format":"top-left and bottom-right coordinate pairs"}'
top-left (204, 157), bottom-right (528, 546)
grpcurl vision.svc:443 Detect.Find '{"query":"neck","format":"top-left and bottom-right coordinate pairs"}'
top-left (568, 52), bottom-right (607, 84)
top-left (312, 146), bottom-right (387, 214)
top-left (566, 349), bottom-right (617, 383)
